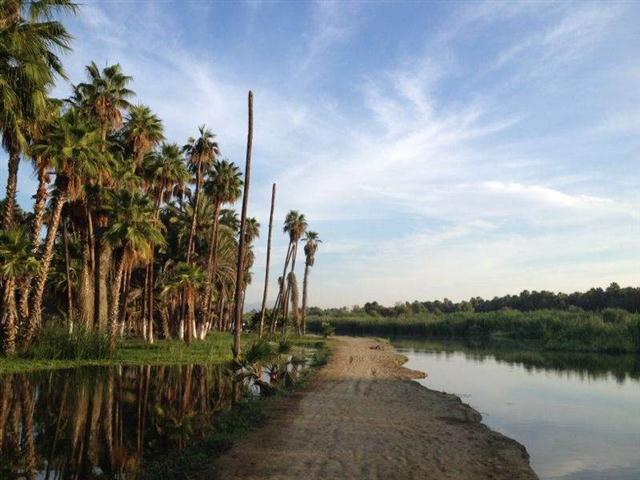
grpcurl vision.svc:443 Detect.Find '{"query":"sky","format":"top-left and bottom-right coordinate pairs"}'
top-left (2, 0), bottom-right (639, 308)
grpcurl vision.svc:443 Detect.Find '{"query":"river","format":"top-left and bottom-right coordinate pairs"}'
top-left (392, 337), bottom-right (640, 479)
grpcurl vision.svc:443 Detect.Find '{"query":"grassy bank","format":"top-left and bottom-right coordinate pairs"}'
top-left (0, 331), bottom-right (326, 374)
top-left (307, 309), bottom-right (640, 353)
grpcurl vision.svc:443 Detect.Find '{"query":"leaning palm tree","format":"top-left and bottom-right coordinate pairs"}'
top-left (301, 231), bottom-right (321, 335)
top-left (104, 190), bottom-right (165, 350)
top-left (0, 228), bottom-right (38, 355)
top-left (24, 108), bottom-right (103, 347)
top-left (0, 0), bottom-right (77, 229)
top-left (273, 210), bottom-right (307, 333)
top-left (202, 159), bottom-right (242, 322)
top-left (182, 125), bottom-right (219, 264)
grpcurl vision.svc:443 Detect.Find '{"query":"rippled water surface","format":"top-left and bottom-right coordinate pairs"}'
top-left (393, 338), bottom-right (640, 480)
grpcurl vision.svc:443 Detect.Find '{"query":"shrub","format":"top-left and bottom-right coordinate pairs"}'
top-left (321, 321), bottom-right (335, 338)
top-left (242, 338), bottom-right (274, 364)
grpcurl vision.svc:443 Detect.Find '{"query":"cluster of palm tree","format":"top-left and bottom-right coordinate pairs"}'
top-left (0, 1), bottom-right (321, 357)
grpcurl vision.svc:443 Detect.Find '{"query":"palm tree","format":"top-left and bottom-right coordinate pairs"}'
top-left (0, 0), bottom-right (77, 229)
top-left (0, 228), bottom-right (37, 354)
top-left (202, 159), bottom-right (242, 323)
top-left (142, 143), bottom-right (189, 339)
top-left (105, 190), bottom-right (165, 350)
top-left (72, 62), bottom-right (135, 330)
top-left (274, 210), bottom-right (307, 333)
top-left (301, 231), bottom-right (321, 335)
top-left (73, 62), bottom-right (134, 148)
top-left (121, 104), bottom-right (164, 169)
top-left (183, 125), bottom-right (219, 264)
top-left (162, 263), bottom-right (204, 345)
top-left (24, 108), bottom-right (103, 347)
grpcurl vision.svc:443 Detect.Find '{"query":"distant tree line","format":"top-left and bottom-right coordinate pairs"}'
top-left (309, 283), bottom-right (640, 317)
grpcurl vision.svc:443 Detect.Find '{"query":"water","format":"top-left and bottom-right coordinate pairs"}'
top-left (0, 361), bottom-right (305, 479)
top-left (392, 338), bottom-right (640, 480)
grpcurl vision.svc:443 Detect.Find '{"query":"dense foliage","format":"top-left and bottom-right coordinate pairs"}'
top-left (307, 308), bottom-right (640, 353)
top-left (309, 283), bottom-right (640, 318)
top-left (0, 2), bottom-right (321, 356)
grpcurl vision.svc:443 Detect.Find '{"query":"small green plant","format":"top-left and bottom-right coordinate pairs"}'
top-left (277, 336), bottom-right (291, 354)
top-left (321, 321), bottom-right (335, 338)
top-left (242, 338), bottom-right (274, 364)
top-left (601, 308), bottom-right (629, 324)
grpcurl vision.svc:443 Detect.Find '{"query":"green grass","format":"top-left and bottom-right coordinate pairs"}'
top-left (307, 309), bottom-right (640, 354)
top-left (0, 331), bottom-right (327, 374)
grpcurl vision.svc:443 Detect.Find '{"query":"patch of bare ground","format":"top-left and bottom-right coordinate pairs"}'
top-left (208, 336), bottom-right (538, 479)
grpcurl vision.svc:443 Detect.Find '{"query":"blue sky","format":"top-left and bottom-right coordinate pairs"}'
top-left (2, 0), bottom-right (639, 308)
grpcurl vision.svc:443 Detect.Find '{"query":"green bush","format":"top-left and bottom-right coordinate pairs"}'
top-left (321, 321), bottom-right (335, 338)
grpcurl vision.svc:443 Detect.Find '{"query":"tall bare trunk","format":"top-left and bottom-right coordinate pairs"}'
top-left (24, 190), bottom-right (67, 348)
top-left (1, 150), bottom-right (20, 229)
top-left (233, 91), bottom-right (253, 360)
top-left (258, 183), bottom-right (276, 337)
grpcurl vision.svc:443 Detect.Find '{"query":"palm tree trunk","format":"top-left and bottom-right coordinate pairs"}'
top-left (233, 91), bottom-right (253, 360)
top-left (109, 252), bottom-right (126, 351)
top-left (79, 240), bottom-right (94, 328)
top-left (1, 150), bottom-right (20, 229)
top-left (186, 163), bottom-right (203, 265)
top-left (94, 239), bottom-right (111, 332)
top-left (273, 243), bottom-right (293, 333)
top-left (301, 262), bottom-right (310, 335)
top-left (282, 242), bottom-right (298, 324)
top-left (63, 219), bottom-right (74, 331)
top-left (204, 202), bottom-right (221, 321)
top-left (24, 190), bottom-right (67, 349)
top-left (258, 183), bottom-right (276, 337)
top-left (1, 278), bottom-right (17, 355)
top-left (17, 164), bottom-right (49, 320)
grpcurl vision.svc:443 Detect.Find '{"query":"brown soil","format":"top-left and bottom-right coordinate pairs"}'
top-left (209, 336), bottom-right (538, 479)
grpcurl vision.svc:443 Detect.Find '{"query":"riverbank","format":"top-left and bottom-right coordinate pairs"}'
top-left (209, 336), bottom-right (537, 479)
top-left (307, 309), bottom-right (640, 353)
top-left (0, 333), bottom-right (325, 374)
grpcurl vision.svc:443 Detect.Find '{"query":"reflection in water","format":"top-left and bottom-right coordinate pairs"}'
top-left (392, 338), bottom-right (640, 480)
top-left (0, 362), bottom-right (303, 479)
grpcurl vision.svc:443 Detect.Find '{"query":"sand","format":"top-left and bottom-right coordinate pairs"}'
top-left (209, 336), bottom-right (538, 479)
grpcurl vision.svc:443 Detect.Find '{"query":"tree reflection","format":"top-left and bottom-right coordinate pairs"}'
top-left (0, 360), bottom-right (298, 479)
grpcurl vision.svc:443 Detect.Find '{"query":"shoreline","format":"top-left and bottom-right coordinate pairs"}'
top-left (209, 336), bottom-right (537, 479)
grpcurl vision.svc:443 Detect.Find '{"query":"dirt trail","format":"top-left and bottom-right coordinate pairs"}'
top-left (210, 336), bottom-right (538, 479)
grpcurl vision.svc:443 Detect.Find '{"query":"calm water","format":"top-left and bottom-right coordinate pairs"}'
top-left (392, 338), bottom-right (640, 480)
top-left (0, 360), bottom-right (304, 479)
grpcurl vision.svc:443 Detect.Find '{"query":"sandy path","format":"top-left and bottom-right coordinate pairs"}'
top-left (210, 336), bottom-right (538, 479)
